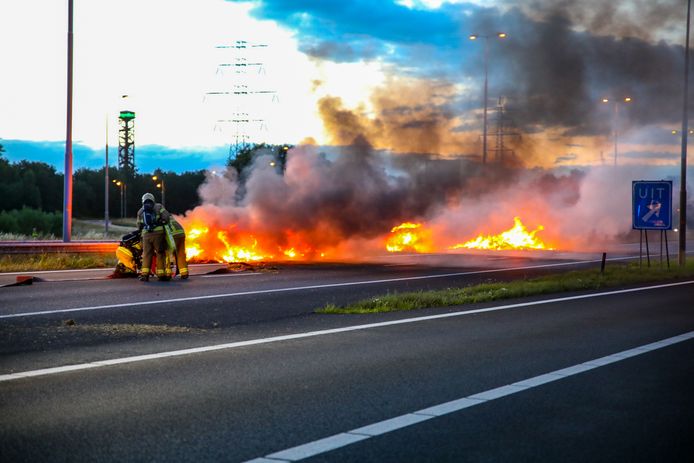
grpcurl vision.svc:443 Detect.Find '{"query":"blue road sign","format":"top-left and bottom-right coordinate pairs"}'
top-left (632, 180), bottom-right (672, 230)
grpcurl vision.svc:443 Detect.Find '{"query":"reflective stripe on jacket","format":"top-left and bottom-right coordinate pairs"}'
top-left (169, 217), bottom-right (186, 236)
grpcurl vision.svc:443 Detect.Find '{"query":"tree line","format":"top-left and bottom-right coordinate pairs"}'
top-left (0, 145), bottom-right (206, 220)
top-left (0, 142), bottom-right (290, 231)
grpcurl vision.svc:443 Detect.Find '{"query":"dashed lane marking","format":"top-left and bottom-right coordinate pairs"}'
top-left (245, 330), bottom-right (694, 462)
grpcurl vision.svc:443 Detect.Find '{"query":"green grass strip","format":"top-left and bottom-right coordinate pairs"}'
top-left (317, 259), bottom-right (694, 314)
top-left (0, 253), bottom-right (118, 272)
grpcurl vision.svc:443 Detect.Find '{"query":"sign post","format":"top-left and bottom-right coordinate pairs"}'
top-left (632, 180), bottom-right (673, 268)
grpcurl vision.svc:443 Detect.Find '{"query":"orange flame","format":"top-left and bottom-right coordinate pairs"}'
top-left (217, 231), bottom-right (265, 262)
top-left (185, 227), bottom-right (208, 260)
top-left (450, 217), bottom-right (552, 251)
top-left (385, 222), bottom-right (434, 253)
top-left (182, 215), bottom-right (551, 264)
top-left (183, 222), bottom-right (325, 263)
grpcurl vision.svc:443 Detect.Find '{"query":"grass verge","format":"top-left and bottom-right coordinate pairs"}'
top-left (0, 218), bottom-right (135, 241)
top-left (0, 253), bottom-right (118, 272)
top-left (317, 259), bottom-right (694, 314)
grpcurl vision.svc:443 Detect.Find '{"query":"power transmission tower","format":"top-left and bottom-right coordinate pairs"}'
top-left (206, 40), bottom-right (277, 163)
top-left (487, 96), bottom-right (520, 163)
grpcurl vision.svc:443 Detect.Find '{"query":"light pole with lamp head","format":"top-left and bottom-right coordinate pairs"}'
top-left (113, 179), bottom-right (125, 218)
top-left (679, 0), bottom-right (691, 267)
top-left (104, 96), bottom-right (128, 236)
top-left (601, 96), bottom-right (632, 166)
top-left (152, 175), bottom-right (165, 207)
top-left (104, 114), bottom-right (109, 236)
top-left (469, 32), bottom-right (507, 164)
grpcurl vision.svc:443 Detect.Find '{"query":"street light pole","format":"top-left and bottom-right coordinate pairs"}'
top-left (613, 102), bottom-right (619, 166)
top-left (482, 37), bottom-right (489, 165)
top-left (104, 114), bottom-right (109, 236)
top-left (62, 0), bottom-right (74, 242)
top-left (601, 96), bottom-right (631, 166)
top-left (113, 180), bottom-right (125, 218)
top-left (470, 32), bottom-right (506, 165)
top-left (679, 0), bottom-right (691, 267)
top-left (152, 175), bottom-right (165, 207)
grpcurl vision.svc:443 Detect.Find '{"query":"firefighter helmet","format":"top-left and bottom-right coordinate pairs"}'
top-left (141, 192), bottom-right (155, 204)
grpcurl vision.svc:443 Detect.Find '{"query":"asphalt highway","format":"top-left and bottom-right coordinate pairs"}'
top-left (0, 252), bottom-right (644, 373)
top-left (1, 253), bottom-right (693, 462)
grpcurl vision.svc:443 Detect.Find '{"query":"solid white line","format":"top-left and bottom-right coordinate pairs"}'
top-left (245, 330), bottom-right (694, 462)
top-left (0, 256), bottom-right (645, 319)
top-left (348, 414), bottom-right (432, 437)
top-left (1, 280), bottom-right (692, 383)
top-left (413, 397), bottom-right (484, 417)
top-left (264, 434), bottom-right (369, 462)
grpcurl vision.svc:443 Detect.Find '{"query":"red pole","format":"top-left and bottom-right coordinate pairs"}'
top-left (62, 0), bottom-right (74, 242)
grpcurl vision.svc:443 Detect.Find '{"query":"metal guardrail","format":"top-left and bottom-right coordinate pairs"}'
top-left (0, 241), bottom-right (119, 254)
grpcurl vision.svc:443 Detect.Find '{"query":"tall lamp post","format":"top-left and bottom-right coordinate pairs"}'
top-left (469, 32), bottom-right (507, 164)
top-left (601, 96), bottom-right (632, 166)
top-left (104, 114), bottom-right (109, 236)
top-left (105, 95), bottom-right (129, 234)
top-left (679, 0), bottom-right (691, 267)
top-left (62, 0), bottom-right (74, 242)
top-left (152, 175), bottom-right (165, 207)
top-left (113, 180), bottom-right (126, 218)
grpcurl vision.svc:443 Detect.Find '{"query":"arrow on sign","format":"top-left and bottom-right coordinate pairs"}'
top-left (642, 200), bottom-right (661, 222)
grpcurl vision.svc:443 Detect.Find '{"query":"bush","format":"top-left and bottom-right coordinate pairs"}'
top-left (0, 207), bottom-right (62, 236)
top-left (0, 212), bottom-right (19, 234)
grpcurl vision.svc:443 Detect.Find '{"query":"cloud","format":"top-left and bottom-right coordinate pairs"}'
top-left (317, 77), bottom-right (479, 156)
top-left (230, 0), bottom-right (478, 76)
top-left (620, 150), bottom-right (679, 161)
top-left (506, 0), bottom-right (685, 44)
top-left (554, 153), bottom-right (578, 164)
top-left (231, 0), bottom-right (690, 145)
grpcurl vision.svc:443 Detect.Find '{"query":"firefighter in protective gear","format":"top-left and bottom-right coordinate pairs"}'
top-left (136, 192), bottom-right (171, 281)
top-left (167, 216), bottom-right (189, 279)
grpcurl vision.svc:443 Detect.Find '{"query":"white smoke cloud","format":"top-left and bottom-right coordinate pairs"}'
top-left (180, 142), bottom-right (688, 261)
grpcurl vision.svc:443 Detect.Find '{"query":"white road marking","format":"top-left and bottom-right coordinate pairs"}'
top-left (245, 330), bottom-right (694, 463)
top-left (0, 256), bottom-right (642, 319)
top-left (1, 280), bottom-right (692, 383)
top-left (349, 414), bottom-right (432, 436)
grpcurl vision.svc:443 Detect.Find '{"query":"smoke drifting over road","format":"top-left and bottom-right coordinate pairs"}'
top-left (180, 138), bottom-right (675, 258)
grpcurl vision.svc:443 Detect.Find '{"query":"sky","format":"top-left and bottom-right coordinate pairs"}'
top-left (0, 0), bottom-right (691, 173)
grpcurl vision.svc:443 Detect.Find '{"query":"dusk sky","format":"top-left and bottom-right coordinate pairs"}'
top-left (0, 0), bottom-right (690, 173)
